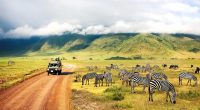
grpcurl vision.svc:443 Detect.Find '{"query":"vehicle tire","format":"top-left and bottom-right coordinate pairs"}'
top-left (48, 72), bottom-right (49, 76)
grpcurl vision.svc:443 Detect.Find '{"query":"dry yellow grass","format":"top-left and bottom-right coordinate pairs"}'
top-left (71, 59), bottom-right (200, 110)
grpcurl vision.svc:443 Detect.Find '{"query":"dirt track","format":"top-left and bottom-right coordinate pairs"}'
top-left (0, 64), bottom-right (75, 110)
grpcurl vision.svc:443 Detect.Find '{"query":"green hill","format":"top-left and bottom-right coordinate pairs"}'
top-left (0, 33), bottom-right (200, 59)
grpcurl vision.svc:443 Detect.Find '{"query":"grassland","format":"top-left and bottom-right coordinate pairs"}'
top-left (1, 56), bottom-right (200, 110)
top-left (0, 57), bottom-right (49, 89)
top-left (71, 59), bottom-right (200, 110)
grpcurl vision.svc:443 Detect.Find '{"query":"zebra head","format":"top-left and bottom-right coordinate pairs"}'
top-left (171, 92), bottom-right (176, 104)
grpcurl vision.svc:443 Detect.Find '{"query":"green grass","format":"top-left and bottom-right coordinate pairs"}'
top-left (0, 57), bottom-right (49, 89)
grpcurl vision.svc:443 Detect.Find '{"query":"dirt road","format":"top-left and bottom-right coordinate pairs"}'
top-left (0, 64), bottom-right (75, 110)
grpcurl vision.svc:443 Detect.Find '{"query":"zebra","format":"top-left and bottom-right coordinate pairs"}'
top-left (169, 65), bottom-right (179, 69)
top-left (179, 72), bottom-right (198, 86)
top-left (145, 64), bottom-right (152, 72)
top-left (106, 66), bottom-right (112, 71)
top-left (130, 74), bottom-right (151, 93)
top-left (152, 65), bottom-right (160, 70)
top-left (94, 74), bottom-right (104, 87)
top-left (111, 64), bottom-right (118, 69)
top-left (75, 74), bottom-right (81, 82)
top-left (162, 64), bottom-right (167, 68)
top-left (151, 72), bottom-right (168, 80)
top-left (82, 72), bottom-right (97, 85)
top-left (8, 61), bottom-right (15, 66)
top-left (104, 72), bottom-right (112, 86)
top-left (148, 80), bottom-right (176, 104)
top-left (121, 75), bottom-right (130, 86)
top-left (87, 66), bottom-right (98, 71)
top-left (118, 69), bottom-right (128, 78)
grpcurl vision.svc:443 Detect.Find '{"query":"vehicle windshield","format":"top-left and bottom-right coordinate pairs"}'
top-left (48, 63), bottom-right (58, 67)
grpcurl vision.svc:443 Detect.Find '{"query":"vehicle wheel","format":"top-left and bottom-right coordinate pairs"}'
top-left (48, 72), bottom-right (50, 76)
top-left (59, 70), bottom-right (62, 74)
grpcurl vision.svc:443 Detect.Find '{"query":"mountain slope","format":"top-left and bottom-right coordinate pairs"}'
top-left (0, 33), bottom-right (200, 58)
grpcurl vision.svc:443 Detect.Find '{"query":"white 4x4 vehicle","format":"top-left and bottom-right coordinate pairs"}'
top-left (47, 59), bottom-right (62, 75)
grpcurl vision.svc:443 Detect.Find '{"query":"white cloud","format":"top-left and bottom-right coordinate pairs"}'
top-left (1, 0), bottom-right (200, 37)
top-left (5, 22), bottom-right (82, 38)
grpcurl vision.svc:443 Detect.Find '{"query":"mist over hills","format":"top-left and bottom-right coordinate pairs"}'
top-left (0, 33), bottom-right (200, 58)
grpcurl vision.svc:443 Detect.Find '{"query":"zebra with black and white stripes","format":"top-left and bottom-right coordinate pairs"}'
top-left (104, 72), bottom-right (112, 86)
top-left (149, 80), bottom-right (176, 104)
top-left (151, 72), bottom-right (168, 80)
top-left (121, 75), bottom-right (130, 86)
top-left (130, 74), bottom-right (151, 93)
top-left (94, 74), bottom-right (104, 87)
top-left (82, 72), bottom-right (97, 85)
top-left (118, 69), bottom-right (128, 78)
top-left (179, 72), bottom-right (198, 86)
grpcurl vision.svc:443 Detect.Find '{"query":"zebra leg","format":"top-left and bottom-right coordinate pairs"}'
top-left (168, 93), bottom-right (172, 103)
top-left (102, 79), bottom-right (103, 86)
top-left (190, 79), bottom-right (192, 86)
top-left (166, 92), bottom-right (169, 102)
top-left (132, 83), bottom-right (136, 93)
top-left (126, 81), bottom-right (128, 87)
top-left (149, 92), bottom-right (153, 102)
top-left (131, 86), bottom-right (133, 93)
top-left (187, 80), bottom-right (190, 86)
top-left (181, 79), bottom-right (182, 85)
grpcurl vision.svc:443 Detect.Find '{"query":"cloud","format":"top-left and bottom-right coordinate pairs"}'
top-left (0, 0), bottom-right (200, 38)
top-left (4, 22), bottom-right (82, 38)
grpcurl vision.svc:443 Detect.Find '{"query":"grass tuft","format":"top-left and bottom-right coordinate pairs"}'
top-left (112, 103), bottom-right (132, 109)
top-left (178, 90), bottom-right (200, 100)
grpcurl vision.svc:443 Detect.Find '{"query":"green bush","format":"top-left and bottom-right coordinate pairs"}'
top-left (104, 86), bottom-right (122, 93)
top-left (189, 48), bottom-right (200, 53)
top-left (105, 56), bottom-right (132, 60)
top-left (104, 86), bottom-right (126, 101)
top-left (112, 92), bottom-right (125, 101)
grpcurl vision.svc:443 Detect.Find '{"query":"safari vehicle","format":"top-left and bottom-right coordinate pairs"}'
top-left (47, 58), bottom-right (62, 75)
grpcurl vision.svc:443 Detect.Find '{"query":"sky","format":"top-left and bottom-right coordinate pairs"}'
top-left (0, 0), bottom-right (200, 38)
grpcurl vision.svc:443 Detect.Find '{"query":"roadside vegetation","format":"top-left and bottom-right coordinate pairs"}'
top-left (0, 57), bottom-right (49, 89)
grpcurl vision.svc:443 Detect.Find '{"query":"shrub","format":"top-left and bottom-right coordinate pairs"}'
top-left (104, 86), bottom-right (122, 93)
top-left (112, 92), bottom-right (125, 101)
top-left (189, 48), bottom-right (200, 53)
top-left (105, 56), bottom-right (132, 60)
top-left (104, 86), bottom-right (126, 101)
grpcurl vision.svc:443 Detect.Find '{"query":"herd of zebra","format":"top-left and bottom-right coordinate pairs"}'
top-left (79, 64), bottom-right (199, 104)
